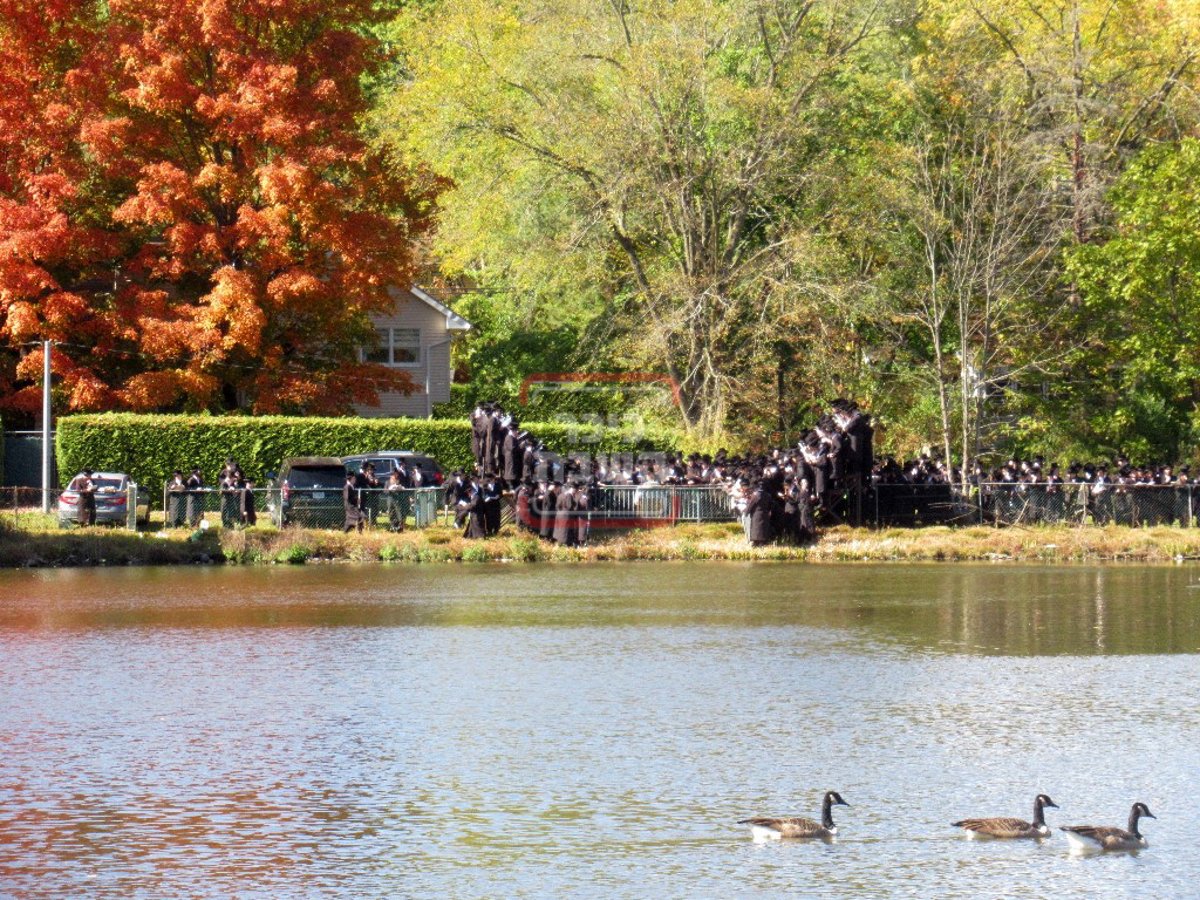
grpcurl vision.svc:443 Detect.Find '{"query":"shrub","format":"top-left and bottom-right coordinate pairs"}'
top-left (379, 543), bottom-right (401, 561)
top-left (509, 536), bottom-right (544, 562)
top-left (56, 412), bottom-right (680, 490)
top-left (276, 543), bottom-right (310, 565)
top-left (461, 543), bottom-right (491, 562)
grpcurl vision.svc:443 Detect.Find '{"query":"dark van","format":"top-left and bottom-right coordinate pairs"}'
top-left (271, 457), bottom-right (346, 527)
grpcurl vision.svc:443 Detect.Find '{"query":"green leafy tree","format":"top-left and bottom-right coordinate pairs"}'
top-left (1065, 140), bottom-right (1200, 462)
top-left (379, 0), bottom-right (903, 439)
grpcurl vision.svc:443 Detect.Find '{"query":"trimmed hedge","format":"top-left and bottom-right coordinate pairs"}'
top-left (56, 413), bottom-right (681, 490)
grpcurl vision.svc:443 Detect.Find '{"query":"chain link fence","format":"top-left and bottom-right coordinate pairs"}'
top-left (2, 480), bottom-right (1195, 535)
top-left (871, 483), bottom-right (1196, 527)
top-left (0, 485), bottom-right (148, 531)
top-left (158, 486), bottom-right (448, 531)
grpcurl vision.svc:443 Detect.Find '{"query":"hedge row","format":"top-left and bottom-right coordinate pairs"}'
top-left (56, 413), bottom-right (681, 489)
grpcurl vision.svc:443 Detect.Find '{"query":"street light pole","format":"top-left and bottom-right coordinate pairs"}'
top-left (41, 340), bottom-right (52, 513)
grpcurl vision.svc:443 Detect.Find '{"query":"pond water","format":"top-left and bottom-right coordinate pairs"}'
top-left (1, 563), bottom-right (1199, 897)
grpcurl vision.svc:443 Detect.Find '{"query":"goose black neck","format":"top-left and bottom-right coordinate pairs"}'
top-left (822, 794), bottom-right (835, 829)
top-left (1033, 797), bottom-right (1046, 827)
top-left (1128, 807), bottom-right (1143, 837)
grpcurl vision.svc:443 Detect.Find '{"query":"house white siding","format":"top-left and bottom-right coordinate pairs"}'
top-left (353, 287), bottom-right (468, 418)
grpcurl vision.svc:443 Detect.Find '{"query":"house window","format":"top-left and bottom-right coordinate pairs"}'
top-left (365, 328), bottom-right (421, 367)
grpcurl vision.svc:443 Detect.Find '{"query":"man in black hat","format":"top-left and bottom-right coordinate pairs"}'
top-left (166, 469), bottom-right (187, 527)
top-left (744, 479), bottom-right (775, 546)
top-left (553, 481), bottom-right (576, 545)
top-left (185, 466), bottom-right (205, 527)
top-left (482, 475), bottom-right (502, 536)
top-left (502, 420), bottom-right (522, 487)
top-left (540, 481), bottom-right (559, 541)
top-left (67, 468), bottom-right (97, 527)
top-left (344, 470), bottom-right (366, 533)
top-left (462, 477), bottom-right (487, 538)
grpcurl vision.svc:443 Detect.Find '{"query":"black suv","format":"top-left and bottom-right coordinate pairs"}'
top-left (341, 451), bottom-right (444, 486)
top-left (270, 457), bottom-right (346, 527)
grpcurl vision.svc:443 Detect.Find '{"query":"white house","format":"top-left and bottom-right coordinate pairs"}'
top-left (355, 286), bottom-right (471, 418)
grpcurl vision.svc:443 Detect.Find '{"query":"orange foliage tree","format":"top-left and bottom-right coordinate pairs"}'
top-left (0, 0), bottom-right (434, 416)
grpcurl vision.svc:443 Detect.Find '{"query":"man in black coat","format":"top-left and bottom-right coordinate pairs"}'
top-left (185, 467), bottom-right (205, 527)
top-left (502, 421), bottom-right (522, 487)
top-left (462, 480), bottom-right (487, 538)
top-left (166, 470), bottom-right (187, 527)
top-left (522, 438), bottom-right (538, 484)
top-left (540, 481), bottom-right (559, 541)
top-left (68, 469), bottom-right (97, 527)
top-left (446, 470), bottom-right (470, 527)
top-left (837, 402), bottom-right (874, 525)
top-left (343, 471), bottom-right (365, 533)
top-left (744, 481), bottom-right (775, 546)
top-left (485, 405), bottom-right (505, 476)
top-left (574, 481), bottom-right (590, 546)
top-left (553, 482), bottom-right (576, 545)
top-left (482, 476), bottom-right (502, 536)
top-left (470, 404), bottom-right (487, 470)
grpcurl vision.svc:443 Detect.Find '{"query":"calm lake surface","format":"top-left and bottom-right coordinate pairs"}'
top-left (2, 563), bottom-right (1199, 897)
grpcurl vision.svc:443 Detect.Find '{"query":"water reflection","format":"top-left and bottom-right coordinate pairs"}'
top-left (1, 564), bottom-right (1198, 897)
top-left (1, 562), bottom-right (1198, 655)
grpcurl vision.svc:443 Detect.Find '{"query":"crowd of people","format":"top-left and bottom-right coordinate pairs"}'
top-left (456, 398), bottom-right (875, 545)
top-left (868, 453), bottom-right (1196, 526)
top-left (138, 400), bottom-right (1195, 538)
top-left (165, 459), bottom-right (257, 528)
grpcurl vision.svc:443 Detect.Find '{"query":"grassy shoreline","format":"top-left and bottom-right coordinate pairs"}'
top-left (5, 521), bottom-right (1200, 568)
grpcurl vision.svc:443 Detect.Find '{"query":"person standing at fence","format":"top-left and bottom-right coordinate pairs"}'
top-left (463, 478), bottom-right (487, 538)
top-left (483, 475), bottom-right (502, 536)
top-left (515, 481), bottom-right (534, 533)
top-left (186, 467), bottom-right (205, 527)
top-left (471, 404), bottom-right (487, 471)
top-left (574, 481), bottom-right (590, 546)
top-left (386, 466), bottom-right (409, 531)
top-left (445, 470), bottom-right (469, 527)
top-left (553, 481), bottom-right (576, 545)
top-left (166, 470), bottom-right (187, 527)
top-left (343, 470), bottom-right (366, 533)
top-left (220, 468), bottom-right (241, 528)
top-left (67, 469), bottom-right (97, 527)
top-left (535, 481), bottom-right (554, 541)
top-left (356, 462), bottom-right (380, 526)
top-left (744, 480), bottom-right (775, 546)
top-left (240, 476), bottom-right (257, 527)
top-left (502, 420), bottom-right (522, 487)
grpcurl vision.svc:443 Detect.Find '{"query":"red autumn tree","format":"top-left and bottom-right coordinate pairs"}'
top-left (0, 1), bottom-right (121, 411)
top-left (0, 0), bottom-right (434, 416)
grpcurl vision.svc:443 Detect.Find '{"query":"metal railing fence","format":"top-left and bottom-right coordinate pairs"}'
top-left (586, 485), bottom-right (736, 525)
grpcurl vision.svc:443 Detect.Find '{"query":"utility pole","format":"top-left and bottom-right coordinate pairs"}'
top-left (41, 340), bottom-right (52, 513)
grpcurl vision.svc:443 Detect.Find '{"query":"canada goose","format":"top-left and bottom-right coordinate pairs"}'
top-left (951, 793), bottom-right (1059, 840)
top-left (738, 790), bottom-right (849, 840)
top-left (1060, 802), bottom-right (1156, 854)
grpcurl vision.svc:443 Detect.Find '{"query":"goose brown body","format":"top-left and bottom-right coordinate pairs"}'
top-left (738, 791), bottom-right (849, 840)
top-left (952, 794), bottom-right (1058, 840)
top-left (737, 816), bottom-right (832, 839)
top-left (1061, 802), bottom-right (1155, 853)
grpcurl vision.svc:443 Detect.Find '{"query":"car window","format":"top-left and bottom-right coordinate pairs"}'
top-left (286, 466), bottom-right (346, 489)
top-left (94, 478), bottom-right (124, 491)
